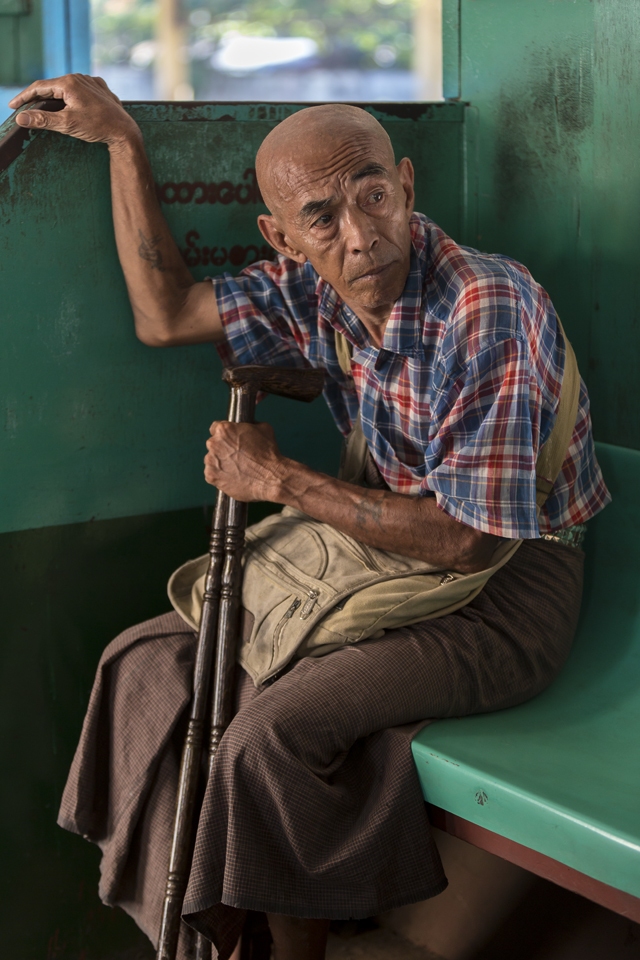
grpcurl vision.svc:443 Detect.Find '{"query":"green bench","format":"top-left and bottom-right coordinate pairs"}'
top-left (412, 441), bottom-right (640, 921)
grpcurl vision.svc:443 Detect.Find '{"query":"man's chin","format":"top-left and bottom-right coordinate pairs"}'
top-left (347, 272), bottom-right (406, 309)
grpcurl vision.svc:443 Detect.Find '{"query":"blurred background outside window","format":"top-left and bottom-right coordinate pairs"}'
top-left (92, 0), bottom-right (442, 102)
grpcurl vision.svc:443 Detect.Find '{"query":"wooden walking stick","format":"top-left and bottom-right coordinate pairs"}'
top-left (157, 365), bottom-right (325, 960)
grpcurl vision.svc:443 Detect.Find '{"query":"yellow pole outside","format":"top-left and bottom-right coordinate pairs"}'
top-left (413, 0), bottom-right (443, 101)
top-left (155, 0), bottom-right (193, 100)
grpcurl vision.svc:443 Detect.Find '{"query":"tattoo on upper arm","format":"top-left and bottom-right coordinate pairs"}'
top-left (354, 496), bottom-right (384, 532)
top-left (137, 229), bottom-right (165, 272)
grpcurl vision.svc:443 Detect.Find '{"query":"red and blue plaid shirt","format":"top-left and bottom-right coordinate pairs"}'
top-left (212, 213), bottom-right (610, 539)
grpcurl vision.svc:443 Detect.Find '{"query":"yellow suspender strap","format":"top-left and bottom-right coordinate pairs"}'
top-left (535, 319), bottom-right (581, 508)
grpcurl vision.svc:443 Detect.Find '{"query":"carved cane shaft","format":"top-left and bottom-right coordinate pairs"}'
top-left (156, 393), bottom-right (240, 960)
top-left (207, 384), bottom-right (254, 769)
top-left (193, 386), bottom-right (255, 959)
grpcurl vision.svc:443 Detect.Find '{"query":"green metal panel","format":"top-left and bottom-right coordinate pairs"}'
top-left (453, 0), bottom-right (640, 450)
top-left (0, 101), bottom-right (465, 535)
top-left (413, 442), bottom-right (640, 897)
top-left (589, 0), bottom-right (640, 452)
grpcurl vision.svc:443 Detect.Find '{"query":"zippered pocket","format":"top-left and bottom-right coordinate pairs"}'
top-left (271, 596), bottom-right (303, 667)
top-left (271, 587), bottom-right (320, 667)
top-left (299, 588), bottom-right (320, 619)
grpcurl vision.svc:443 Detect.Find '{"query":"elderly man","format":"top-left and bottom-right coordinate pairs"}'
top-left (10, 76), bottom-right (609, 960)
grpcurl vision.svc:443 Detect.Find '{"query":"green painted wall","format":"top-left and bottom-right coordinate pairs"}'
top-left (0, 102), bottom-right (466, 958)
top-left (444, 0), bottom-right (640, 450)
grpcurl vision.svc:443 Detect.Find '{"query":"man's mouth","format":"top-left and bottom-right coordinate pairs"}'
top-left (349, 262), bottom-right (394, 283)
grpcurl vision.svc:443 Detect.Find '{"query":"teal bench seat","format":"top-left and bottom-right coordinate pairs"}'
top-left (412, 442), bottom-right (640, 920)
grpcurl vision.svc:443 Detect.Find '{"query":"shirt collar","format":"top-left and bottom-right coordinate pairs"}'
top-left (315, 214), bottom-right (429, 359)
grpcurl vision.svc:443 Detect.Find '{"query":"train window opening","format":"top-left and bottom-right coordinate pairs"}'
top-left (90, 0), bottom-right (443, 102)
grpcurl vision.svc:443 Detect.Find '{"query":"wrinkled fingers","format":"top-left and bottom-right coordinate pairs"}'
top-left (9, 74), bottom-right (134, 144)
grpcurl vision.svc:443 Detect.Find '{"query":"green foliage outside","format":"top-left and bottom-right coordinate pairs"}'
top-left (92, 0), bottom-right (158, 66)
top-left (92, 0), bottom-right (417, 72)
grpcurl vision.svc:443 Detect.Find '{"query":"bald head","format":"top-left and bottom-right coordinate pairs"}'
top-left (256, 104), bottom-right (395, 215)
top-left (253, 104), bottom-right (415, 330)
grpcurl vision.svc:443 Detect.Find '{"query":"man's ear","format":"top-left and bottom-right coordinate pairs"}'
top-left (397, 157), bottom-right (415, 219)
top-left (257, 215), bottom-right (307, 264)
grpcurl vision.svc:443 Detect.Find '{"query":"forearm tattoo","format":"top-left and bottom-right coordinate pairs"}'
top-left (354, 496), bottom-right (384, 532)
top-left (137, 229), bottom-right (165, 272)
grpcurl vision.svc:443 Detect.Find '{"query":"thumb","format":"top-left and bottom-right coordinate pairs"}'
top-left (16, 109), bottom-right (54, 129)
top-left (15, 101), bottom-right (65, 130)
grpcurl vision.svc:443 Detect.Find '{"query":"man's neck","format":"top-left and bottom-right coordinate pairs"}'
top-left (359, 317), bottom-right (387, 349)
top-left (343, 300), bottom-right (392, 349)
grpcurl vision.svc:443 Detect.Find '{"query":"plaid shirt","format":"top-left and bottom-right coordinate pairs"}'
top-left (211, 213), bottom-right (610, 539)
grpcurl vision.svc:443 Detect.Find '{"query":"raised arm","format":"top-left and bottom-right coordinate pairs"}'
top-left (9, 74), bottom-right (222, 346)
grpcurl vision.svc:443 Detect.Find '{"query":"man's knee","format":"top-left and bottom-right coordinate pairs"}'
top-left (221, 680), bottom-right (341, 775)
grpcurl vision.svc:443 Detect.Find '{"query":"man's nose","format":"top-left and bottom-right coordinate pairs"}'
top-left (343, 208), bottom-right (378, 254)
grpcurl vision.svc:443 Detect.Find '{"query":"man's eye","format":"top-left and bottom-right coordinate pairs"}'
top-left (313, 214), bottom-right (333, 227)
top-left (370, 191), bottom-right (384, 203)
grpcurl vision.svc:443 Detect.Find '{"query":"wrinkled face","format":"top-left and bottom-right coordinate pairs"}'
top-left (257, 128), bottom-right (415, 325)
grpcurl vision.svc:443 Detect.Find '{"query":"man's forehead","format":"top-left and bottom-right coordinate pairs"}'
top-left (255, 106), bottom-right (395, 213)
top-left (269, 137), bottom-right (394, 209)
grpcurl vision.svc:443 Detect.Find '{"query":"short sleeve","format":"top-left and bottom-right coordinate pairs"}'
top-left (210, 257), bottom-right (318, 370)
top-left (422, 337), bottom-right (544, 539)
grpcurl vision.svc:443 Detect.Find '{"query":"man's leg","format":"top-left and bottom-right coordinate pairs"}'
top-left (183, 539), bottom-right (584, 958)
